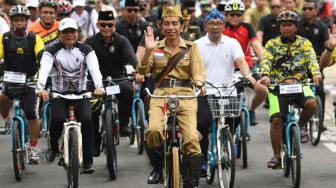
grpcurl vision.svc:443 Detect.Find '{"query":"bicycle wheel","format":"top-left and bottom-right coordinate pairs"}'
top-left (290, 126), bottom-right (301, 188)
top-left (172, 146), bottom-right (180, 188)
top-left (218, 128), bottom-right (235, 188)
top-left (12, 120), bottom-right (24, 181)
top-left (240, 110), bottom-right (248, 168)
top-left (67, 129), bottom-right (79, 188)
top-left (206, 135), bottom-right (215, 184)
top-left (282, 144), bottom-right (290, 177)
top-left (135, 102), bottom-right (145, 155)
top-left (309, 96), bottom-right (322, 146)
top-left (104, 109), bottom-right (117, 180)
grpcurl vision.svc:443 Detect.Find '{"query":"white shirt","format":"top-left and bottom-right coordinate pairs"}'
top-left (71, 10), bottom-right (95, 37)
top-left (195, 34), bottom-right (244, 85)
top-left (0, 16), bottom-right (9, 34)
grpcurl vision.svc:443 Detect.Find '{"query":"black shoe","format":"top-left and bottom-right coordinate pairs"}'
top-left (182, 154), bottom-right (203, 188)
top-left (249, 111), bottom-right (258, 126)
top-left (322, 125), bottom-right (327, 132)
top-left (120, 126), bottom-right (132, 137)
top-left (82, 164), bottom-right (96, 174)
top-left (147, 168), bottom-right (163, 184)
top-left (45, 148), bottom-right (57, 163)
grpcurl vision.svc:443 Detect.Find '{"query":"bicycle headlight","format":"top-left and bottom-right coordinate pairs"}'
top-left (168, 98), bottom-right (179, 109)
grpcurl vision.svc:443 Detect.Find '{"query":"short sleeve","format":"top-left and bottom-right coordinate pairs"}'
top-left (244, 23), bottom-right (257, 40)
top-left (231, 38), bottom-right (245, 61)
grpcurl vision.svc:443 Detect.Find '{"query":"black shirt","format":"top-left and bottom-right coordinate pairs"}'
top-left (85, 32), bottom-right (137, 77)
top-left (116, 18), bottom-right (148, 52)
top-left (258, 14), bottom-right (280, 46)
top-left (297, 18), bottom-right (329, 57)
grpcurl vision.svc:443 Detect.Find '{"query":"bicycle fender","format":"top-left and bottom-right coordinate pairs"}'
top-left (242, 107), bottom-right (251, 135)
top-left (63, 123), bottom-right (83, 166)
top-left (285, 122), bottom-right (301, 156)
top-left (41, 102), bottom-right (50, 132)
top-left (12, 116), bottom-right (27, 148)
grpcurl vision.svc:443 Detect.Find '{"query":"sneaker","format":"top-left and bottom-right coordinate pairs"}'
top-left (28, 147), bottom-right (40, 164)
top-left (81, 164), bottom-right (96, 174)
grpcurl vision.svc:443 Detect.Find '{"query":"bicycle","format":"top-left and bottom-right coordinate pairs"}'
top-left (40, 101), bottom-right (51, 149)
top-left (50, 91), bottom-right (92, 188)
top-left (1, 71), bottom-right (35, 181)
top-left (268, 81), bottom-right (312, 188)
top-left (145, 88), bottom-right (198, 188)
top-left (205, 77), bottom-right (251, 188)
top-left (129, 82), bottom-right (147, 154)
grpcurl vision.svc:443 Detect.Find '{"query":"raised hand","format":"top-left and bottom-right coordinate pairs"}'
top-left (144, 26), bottom-right (159, 51)
top-left (327, 24), bottom-right (336, 49)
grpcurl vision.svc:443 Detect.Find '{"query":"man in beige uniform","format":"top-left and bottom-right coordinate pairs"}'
top-left (137, 5), bottom-right (205, 187)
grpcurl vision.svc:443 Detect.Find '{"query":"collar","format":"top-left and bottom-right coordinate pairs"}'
top-left (97, 32), bottom-right (115, 45)
top-left (280, 35), bottom-right (297, 44)
top-left (157, 37), bottom-right (188, 49)
top-left (205, 33), bottom-right (225, 44)
top-left (61, 41), bottom-right (79, 50)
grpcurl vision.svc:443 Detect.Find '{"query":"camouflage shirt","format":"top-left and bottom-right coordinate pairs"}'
top-left (260, 35), bottom-right (321, 82)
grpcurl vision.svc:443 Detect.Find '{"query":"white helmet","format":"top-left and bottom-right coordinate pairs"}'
top-left (8, 5), bottom-right (30, 18)
top-left (224, 0), bottom-right (245, 12)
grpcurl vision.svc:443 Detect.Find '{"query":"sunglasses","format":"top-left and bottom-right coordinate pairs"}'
top-left (61, 29), bottom-right (77, 35)
top-left (302, 7), bottom-right (314, 11)
top-left (127, 8), bottom-right (139, 13)
top-left (271, 5), bottom-right (281, 9)
top-left (99, 23), bottom-right (114, 28)
top-left (229, 12), bottom-right (242, 17)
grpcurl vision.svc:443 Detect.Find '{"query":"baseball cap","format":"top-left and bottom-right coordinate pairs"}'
top-left (73, 0), bottom-right (85, 7)
top-left (26, 0), bottom-right (39, 8)
top-left (58, 18), bottom-right (78, 31)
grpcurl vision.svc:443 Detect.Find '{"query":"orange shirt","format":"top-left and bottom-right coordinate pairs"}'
top-left (29, 21), bottom-right (59, 48)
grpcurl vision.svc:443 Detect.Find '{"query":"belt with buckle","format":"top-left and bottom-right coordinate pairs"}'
top-left (157, 79), bottom-right (192, 88)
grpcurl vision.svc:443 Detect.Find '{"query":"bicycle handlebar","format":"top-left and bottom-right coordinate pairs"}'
top-left (50, 92), bottom-right (92, 100)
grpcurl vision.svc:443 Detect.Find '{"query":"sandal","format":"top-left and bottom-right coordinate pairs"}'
top-left (267, 156), bottom-right (281, 169)
top-left (301, 129), bottom-right (309, 143)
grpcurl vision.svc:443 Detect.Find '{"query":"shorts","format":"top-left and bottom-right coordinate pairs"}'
top-left (268, 85), bottom-right (315, 122)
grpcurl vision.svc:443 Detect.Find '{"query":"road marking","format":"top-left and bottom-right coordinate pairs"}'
top-left (323, 143), bottom-right (336, 153)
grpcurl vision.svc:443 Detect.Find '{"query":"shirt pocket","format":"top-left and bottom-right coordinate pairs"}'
top-left (154, 60), bottom-right (167, 74)
top-left (177, 58), bottom-right (191, 74)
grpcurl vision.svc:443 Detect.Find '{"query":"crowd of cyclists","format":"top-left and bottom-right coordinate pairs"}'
top-left (1, 0), bottom-right (336, 187)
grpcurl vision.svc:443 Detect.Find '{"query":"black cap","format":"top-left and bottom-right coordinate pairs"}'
top-left (125, 0), bottom-right (139, 7)
top-left (181, 0), bottom-right (195, 8)
top-left (98, 11), bottom-right (114, 21)
top-left (4, 0), bottom-right (18, 5)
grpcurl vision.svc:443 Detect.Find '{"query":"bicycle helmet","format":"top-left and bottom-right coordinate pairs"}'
top-left (8, 5), bottom-right (30, 19)
top-left (277, 10), bottom-right (299, 24)
top-left (224, 0), bottom-right (245, 12)
top-left (39, 0), bottom-right (58, 10)
top-left (57, 0), bottom-right (72, 15)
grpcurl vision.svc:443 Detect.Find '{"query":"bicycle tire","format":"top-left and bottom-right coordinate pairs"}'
top-left (135, 102), bottom-right (145, 155)
top-left (12, 120), bottom-right (23, 181)
top-left (67, 129), bottom-right (79, 188)
top-left (309, 96), bottom-right (322, 146)
top-left (206, 135), bottom-right (215, 184)
top-left (290, 126), bottom-right (301, 188)
top-left (283, 144), bottom-right (290, 177)
top-left (104, 109), bottom-right (117, 180)
top-left (218, 128), bottom-right (235, 188)
top-left (241, 110), bottom-right (248, 168)
top-left (172, 146), bottom-right (180, 188)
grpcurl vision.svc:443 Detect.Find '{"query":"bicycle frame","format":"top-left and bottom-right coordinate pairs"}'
top-left (130, 85), bottom-right (147, 129)
top-left (283, 103), bottom-right (301, 157)
top-left (10, 99), bottom-right (28, 151)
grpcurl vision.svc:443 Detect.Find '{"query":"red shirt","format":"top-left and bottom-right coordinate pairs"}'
top-left (224, 22), bottom-right (258, 67)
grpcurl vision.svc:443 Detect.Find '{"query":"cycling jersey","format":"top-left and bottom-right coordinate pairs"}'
top-left (28, 21), bottom-right (59, 48)
top-left (0, 32), bottom-right (44, 77)
top-left (260, 35), bottom-right (321, 82)
top-left (37, 42), bottom-right (103, 93)
top-left (223, 22), bottom-right (258, 68)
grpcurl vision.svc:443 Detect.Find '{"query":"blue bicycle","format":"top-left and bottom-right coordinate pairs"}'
top-left (2, 71), bottom-right (34, 181)
top-left (204, 77), bottom-right (250, 188)
top-left (269, 81), bottom-right (307, 188)
top-left (129, 83), bottom-right (147, 154)
top-left (40, 101), bottom-right (50, 148)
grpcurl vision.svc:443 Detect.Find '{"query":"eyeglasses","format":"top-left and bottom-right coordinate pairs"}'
top-left (229, 12), bottom-right (242, 17)
top-left (127, 8), bottom-right (139, 13)
top-left (42, 11), bottom-right (55, 15)
top-left (270, 5), bottom-right (281, 9)
top-left (207, 21), bottom-right (224, 27)
top-left (302, 7), bottom-right (314, 11)
top-left (61, 29), bottom-right (77, 35)
top-left (99, 23), bottom-right (114, 28)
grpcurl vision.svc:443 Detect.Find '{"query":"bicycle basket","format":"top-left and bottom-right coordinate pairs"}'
top-left (207, 93), bottom-right (244, 118)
